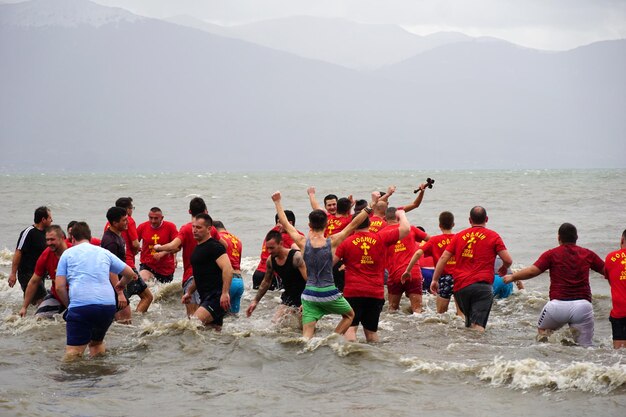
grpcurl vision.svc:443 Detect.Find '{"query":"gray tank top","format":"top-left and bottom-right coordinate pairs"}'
top-left (303, 238), bottom-right (334, 288)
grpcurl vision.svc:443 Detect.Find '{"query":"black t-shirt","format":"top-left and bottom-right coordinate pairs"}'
top-left (15, 226), bottom-right (46, 276)
top-left (191, 238), bottom-right (226, 298)
top-left (272, 249), bottom-right (306, 307)
top-left (101, 229), bottom-right (126, 262)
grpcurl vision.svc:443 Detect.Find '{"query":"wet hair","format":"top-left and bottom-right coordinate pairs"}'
top-left (324, 194), bottom-right (338, 205)
top-left (275, 210), bottom-right (296, 225)
top-left (309, 209), bottom-right (328, 231)
top-left (213, 220), bottom-right (225, 229)
top-left (355, 212), bottom-right (371, 230)
top-left (150, 207), bottom-right (162, 213)
top-left (46, 225), bottom-right (65, 239)
top-left (34, 206), bottom-right (50, 223)
top-left (558, 223), bottom-right (578, 244)
top-left (439, 211), bottom-right (454, 230)
top-left (70, 222), bottom-right (91, 241)
top-left (106, 206), bottom-right (127, 224)
top-left (470, 206), bottom-right (487, 224)
top-left (67, 220), bottom-right (77, 232)
top-left (354, 199), bottom-right (368, 213)
top-left (385, 207), bottom-right (397, 221)
top-left (337, 198), bottom-right (351, 215)
top-left (195, 213), bottom-right (213, 227)
top-left (189, 197), bottom-right (207, 216)
top-left (265, 229), bottom-right (282, 243)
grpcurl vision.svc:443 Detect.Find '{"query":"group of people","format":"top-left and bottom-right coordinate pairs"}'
top-left (8, 184), bottom-right (626, 360)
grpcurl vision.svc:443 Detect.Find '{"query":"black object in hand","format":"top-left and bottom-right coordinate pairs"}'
top-left (414, 178), bottom-right (435, 193)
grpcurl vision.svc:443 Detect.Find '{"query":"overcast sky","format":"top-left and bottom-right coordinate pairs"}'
top-left (67, 0), bottom-right (626, 50)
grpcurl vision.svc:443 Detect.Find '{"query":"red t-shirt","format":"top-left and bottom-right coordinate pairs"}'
top-left (325, 214), bottom-right (351, 237)
top-left (336, 227), bottom-right (400, 299)
top-left (445, 226), bottom-right (506, 292)
top-left (421, 233), bottom-right (456, 275)
top-left (386, 224), bottom-right (427, 281)
top-left (178, 222), bottom-right (220, 283)
top-left (368, 215), bottom-right (387, 233)
top-left (533, 243), bottom-right (604, 302)
top-left (604, 248), bottom-right (626, 318)
top-left (218, 230), bottom-right (243, 270)
top-left (137, 220), bottom-right (178, 275)
top-left (34, 243), bottom-right (71, 301)
top-left (255, 226), bottom-right (302, 272)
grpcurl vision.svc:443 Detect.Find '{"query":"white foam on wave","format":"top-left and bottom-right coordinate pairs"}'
top-left (0, 248), bottom-right (13, 267)
top-left (240, 256), bottom-right (260, 275)
top-left (400, 355), bottom-right (626, 394)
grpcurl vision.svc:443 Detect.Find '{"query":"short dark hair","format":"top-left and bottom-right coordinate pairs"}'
top-left (439, 211), bottom-right (454, 230)
top-left (67, 220), bottom-right (77, 232)
top-left (34, 206), bottom-right (50, 223)
top-left (309, 209), bottom-right (328, 232)
top-left (115, 197), bottom-right (133, 210)
top-left (150, 207), bottom-right (162, 213)
top-left (354, 199), bottom-right (368, 213)
top-left (189, 197), bottom-right (207, 216)
top-left (213, 220), bottom-right (225, 229)
top-left (470, 206), bottom-right (487, 224)
top-left (324, 194), bottom-right (338, 205)
top-left (337, 198), bottom-right (351, 215)
top-left (558, 223), bottom-right (578, 244)
top-left (275, 210), bottom-right (296, 225)
top-left (71, 221), bottom-right (91, 241)
top-left (385, 207), bottom-right (397, 221)
top-left (265, 229), bottom-right (282, 243)
top-left (622, 229), bottom-right (626, 241)
top-left (195, 213), bottom-right (213, 227)
top-left (106, 206), bottom-right (127, 224)
top-left (46, 225), bottom-right (65, 239)
top-left (355, 212), bottom-right (371, 230)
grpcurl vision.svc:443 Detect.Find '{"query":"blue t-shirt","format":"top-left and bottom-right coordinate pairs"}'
top-left (57, 242), bottom-right (127, 308)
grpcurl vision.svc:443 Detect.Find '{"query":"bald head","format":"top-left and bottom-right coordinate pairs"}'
top-left (469, 206), bottom-right (487, 225)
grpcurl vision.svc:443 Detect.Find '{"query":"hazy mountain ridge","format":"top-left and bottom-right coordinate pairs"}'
top-left (1, 0), bottom-right (624, 172)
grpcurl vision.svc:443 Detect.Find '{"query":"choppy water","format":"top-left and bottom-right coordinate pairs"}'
top-left (1, 170), bottom-right (625, 417)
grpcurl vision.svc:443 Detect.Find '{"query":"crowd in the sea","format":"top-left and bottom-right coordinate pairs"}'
top-left (8, 183), bottom-right (626, 360)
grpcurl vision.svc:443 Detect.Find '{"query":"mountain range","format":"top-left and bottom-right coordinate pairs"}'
top-left (0, 0), bottom-right (624, 172)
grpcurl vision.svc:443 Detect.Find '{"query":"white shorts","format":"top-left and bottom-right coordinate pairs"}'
top-left (537, 299), bottom-right (594, 347)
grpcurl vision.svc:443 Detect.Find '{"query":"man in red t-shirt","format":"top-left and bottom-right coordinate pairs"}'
top-left (404, 211), bottom-right (461, 315)
top-left (19, 225), bottom-right (70, 319)
top-left (137, 207), bottom-right (179, 284)
top-left (504, 223), bottom-right (604, 347)
top-left (214, 220), bottom-right (245, 314)
top-left (603, 229), bottom-right (626, 349)
top-left (433, 206), bottom-right (512, 331)
top-left (154, 197), bottom-right (218, 317)
top-left (335, 208), bottom-right (409, 342)
top-left (385, 207), bottom-right (429, 313)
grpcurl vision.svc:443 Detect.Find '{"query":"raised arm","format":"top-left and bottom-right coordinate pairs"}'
top-left (307, 187), bottom-right (322, 211)
top-left (396, 209), bottom-right (409, 240)
top-left (378, 185), bottom-right (396, 203)
top-left (272, 191), bottom-right (305, 251)
top-left (402, 183), bottom-right (427, 213)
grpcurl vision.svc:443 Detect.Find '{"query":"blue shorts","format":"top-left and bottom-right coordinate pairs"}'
top-left (65, 304), bottom-right (116, 346)
top-left (492, 274), bottom-right (513, 299)
top-left (421, 268), bottom-right (434, 293)
top-left (229, 274), bottom-right (245, 314)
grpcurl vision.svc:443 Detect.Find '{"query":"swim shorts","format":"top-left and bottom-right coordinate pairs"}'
top-left (345, 297), bottom-right (385, 332)
top-left (229, 274), bottom-right (244, 314)
top-left (301, 285), bottom-right (353, 324)
top-left (140, 263), bottom-right (174, 284)
top-left (437, 274), bottom-right (454, 299)
top-left (387, 275), bottom-right (423, 296)
top-left (609, 316), bottom-right (626, 340)
top-left (199, 290), bottom-right (226, 326)
top-left (454, 282), bottom-right (494, 328)
top-left (538, 299), bottom-right (594, 347)
top-left (65, 304), bottom-right (116, 346)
